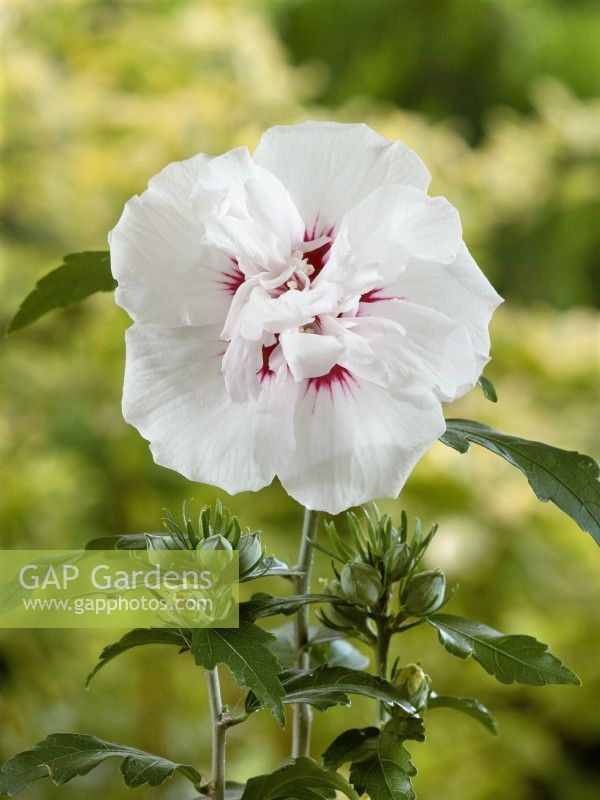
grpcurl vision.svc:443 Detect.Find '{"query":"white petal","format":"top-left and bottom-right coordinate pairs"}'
top-left (190, 147), bottom-right (305, 274)
top-left (253, 122), bottom-right (431, 232)
top-left (278, 377), bottom-right (445, 514)
top-left (356, 300), bottom-right (478, 401)
top-left (110, 153), bottom-right (233, 327)
top-left (279, 328), bottom-right (344, 382)
top-left (318, 315), bottom-right (391, 388)
top-left (320, 185), bottom-right (462, 293)
top-left (390, 242), bottom-right (503, 384)
top-left (224, 280), bottom-right (341, 342)
top-left (122, 324), bottom-right (278, 493)
top-left (221, 335), bottom-right (266, 403)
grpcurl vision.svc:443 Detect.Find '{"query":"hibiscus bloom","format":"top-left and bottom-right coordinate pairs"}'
top-left (110, 122), bottom-right (502, 513)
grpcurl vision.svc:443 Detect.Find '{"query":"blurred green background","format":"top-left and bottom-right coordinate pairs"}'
top-left (1, 1), bottom-right (599, 798)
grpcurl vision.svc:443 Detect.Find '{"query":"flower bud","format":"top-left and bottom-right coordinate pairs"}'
top-left (323, 580), bottom-right (370, 630)
top-left (393, 663), bottom-right (431, 712)
top-left (385, 541), bottom-right (412, 582)
top-left (237, 533), bottom-right (263, 575)
top-left (198, 534), bottom-right (233, 551)
top-left (340, 561), bottom-right (382, 608)
top-left (402, 569), bottom-right (446, 616)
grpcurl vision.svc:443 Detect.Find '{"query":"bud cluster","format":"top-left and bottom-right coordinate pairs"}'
top-left (319, 505), bottom-right (446, 632)
top-left (317, 506), bottom-right (448, 726)
top-left (162, 500), bottom-right (266, 578)
top-left (322, 505), bottom-right (446, 620)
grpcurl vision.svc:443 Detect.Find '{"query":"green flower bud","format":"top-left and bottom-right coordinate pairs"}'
top-left (237, 533), bottom-right (264, 575)
top-left (402, 569), bottom-right (446, 616)
top-left (393, 663), bottom-right (431, 712)
top-left (340, 561), bottom-right (382, 608)
top-left (385, 541), bottom-right (412, 582)
top-left (198, 534), bottom-right (233, 551)
top-left (323, 579), bottom-right (370, 630)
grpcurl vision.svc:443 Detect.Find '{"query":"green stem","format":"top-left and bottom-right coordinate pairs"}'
top-left (375, 617), bottom-right (391, 726)
top-left (291, 507), bottom-right (321, 757)
top-left (206, 667), bottom-right (226, 800)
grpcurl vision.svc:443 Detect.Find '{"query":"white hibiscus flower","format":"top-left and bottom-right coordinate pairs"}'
top-left (110, 122), bottom-right (502, 513)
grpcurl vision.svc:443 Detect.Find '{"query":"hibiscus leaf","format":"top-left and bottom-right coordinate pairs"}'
top-left (477, 374), bottom-right (498, 402)
top-left (322, 727), bottom-right (380, 770)
top-left (266, 624), bottom-right (368, 671)
top-left (239, 593), bottom-right (349, 621)
top-left (245, 667), bottom-right (416, 715)
top-left (0, 733), bottom-right (203, 796)
top-left (346, 716), bottom-right (423, 800)
top-left (85, 628), bottom-right (191, 687)
top-left (427, 692), bottom-right (498, 734)
top-left (315, 638), bottom-right (370, 670)
top-left (84, 533), bottom-right (173, 550)
top-left (6, 251), bottom-right (115, 335)
top-left (197, 781), bottom-right (247, 800)
top-left (241, 756), bottom-right (359, 800)
top-left (441, 419), bottom-right (600, 545)
top-left (242, 555), bottom-right (300, 581)
top-left (427, 613), bottom-right (580, 686)
top-left (191, 622), bottom-right (285, 727)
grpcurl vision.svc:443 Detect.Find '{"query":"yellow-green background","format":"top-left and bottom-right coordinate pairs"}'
top-left (1, 1), bottom-right (599, 798)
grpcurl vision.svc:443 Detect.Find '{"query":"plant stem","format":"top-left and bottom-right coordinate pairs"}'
top-left (206, 667), bottom-right (226, 800)
top-left (375, 617), bottom-right (391, 726)
top-left (291, 507), bottom-right (321, 757)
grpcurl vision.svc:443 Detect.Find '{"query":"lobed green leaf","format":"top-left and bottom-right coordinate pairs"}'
top-left (428, 613), bottom-right (580, 686)
top-left (0, 733), bottom-right (202, 796)
top-left (239, 594), bottom-right (350, 622)
top-left (322, 728), bottom-right (380, 770)
top-left (245, 666), bottom-right (416, 715)
top-left (241, 756), bottom-right (358, 800)
top-left (85, 628), bottom-right (190, 687)
top-left (441, 418), bottom-right (600, 545)
top-left (191, 622), bottom-right (285, 727)
top-left (7, 251), bottom-right (115, 335)
top-left (324, 717), bottom-right (423, 800)
top-left (427, 692), bottom-right (498, 734)
top-left (477, 374), bottom-right (498, 402)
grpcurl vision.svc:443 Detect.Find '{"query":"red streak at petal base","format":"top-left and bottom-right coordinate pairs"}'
top-left (306, 364), bottom-right (356, 402)
top-left (258, 341), bottom-right (278, 383)
top-left (219, 260), bottom-right (245, 295)
top-left (304, 225), bottom-right (334, 279)
top-left (360, 288), bottom-right (401, 303)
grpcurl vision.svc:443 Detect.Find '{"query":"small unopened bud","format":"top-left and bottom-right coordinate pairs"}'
top-left (198, 534), bottom-right (233, 551)
top-left (402, 569), bottom-right (446, 616)
top-left (340, 561), bottom-right (382, 608)
top-left (394, 663), bottom-right (431, 712)
top-left (385, 541), bottom-right (412, 582)
top-left (323, 579), bottom-right (370, 630)
top-left (237, 533), bottom-right (263, 575)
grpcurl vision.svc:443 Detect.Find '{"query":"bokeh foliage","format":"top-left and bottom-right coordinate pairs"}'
top-left (0, 1), bottom-right (599, 798)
